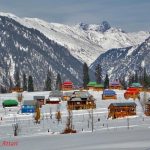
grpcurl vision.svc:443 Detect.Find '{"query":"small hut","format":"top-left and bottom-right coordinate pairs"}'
top-left (11, 87), bottom-right (23, 93)
top-left (144, 101), bottom-right (150, 116)
top-left (2, 99), bottom-right (18, 107)
top-left (34, 96), bottom-right (45, 107)
top-left (61, 81), bottom-right (73, 91)
top-left (62, 91), bottom-right (73, 101)
top-left (124, 87), bottom-right (140, 100)
top-left (102, 89), bottom-right (117, 100)
top-left (93, 84), bottom-right (104, 91)
top-left (46, 97), bottom-right (61, 104)
top-left (21, 105), bottom-right (35, 113)
top-left (130, 83), bottom-right (143, 91)
top-left (109, 81), bottom-right (122, 90)
top-left (21, 100), bottom-right (36, 113)
top-left (87, 82), bottom-right (97, 90)
top-left (108, 102), bottom-right (137, 119)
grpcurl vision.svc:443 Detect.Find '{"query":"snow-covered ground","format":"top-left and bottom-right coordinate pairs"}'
top-left (0, 90), bottom-right (150, 150)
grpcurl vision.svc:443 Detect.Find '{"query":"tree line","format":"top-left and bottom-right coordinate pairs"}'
top-left (1, 62), bottom-right (150, 93)
top-left (0, 69), bottom-right (62, 93)
top-left (82, 62), bottom-right (150, 89)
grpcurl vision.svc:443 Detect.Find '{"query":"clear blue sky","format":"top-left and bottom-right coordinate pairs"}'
top-left (0, 0), bottom-right (149, 32)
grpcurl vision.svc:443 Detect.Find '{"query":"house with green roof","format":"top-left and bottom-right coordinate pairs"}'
top-left (130, 82), bottom-right (143, 91)
top-left (87, 82), bottom-right (104, 91)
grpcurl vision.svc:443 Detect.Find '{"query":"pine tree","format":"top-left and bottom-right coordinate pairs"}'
top-left (143, 67), bottom-right (150, 88)
top-left (95, 64), bottom-right (102, 84)
top-left (28, 75), bottom-right (34, 92)
top-left (104, 74), bottom-right (109, 89)
top-left (56, 73), bottom-right (62, 90)
top-left (134, 70), bottom-right (139, 83)
top-left (119, 77), bottom-right (127, 90)
top-left (44, 69), bottom-right (52, 91)
top-left (9, 77), bottom-right (13, 92)
top-left (14, 70), bottom-right (20, 87)
top-left (128, 74), bottom-right (134, 86)
top-left (83, 63), bottom-right (90, 89)
top-left (23, 73), bottom-right (27, 91)
top-left (0, 86), bottom-right (7, 93)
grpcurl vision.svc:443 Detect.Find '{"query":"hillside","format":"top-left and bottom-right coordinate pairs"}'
top-left (0, 12), bottom-right (149, 65)
top-left (0, 15), bottom-right (84, 89)
top-left (90, 36), bottom-right (150, 80)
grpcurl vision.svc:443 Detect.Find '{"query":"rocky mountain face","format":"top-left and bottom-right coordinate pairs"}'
top-left (1, 12), bottom-right (148, 65)
top-left (0, 15), bottom-right (85, 89)
top-left (90, 36), bottom-right (150, 81)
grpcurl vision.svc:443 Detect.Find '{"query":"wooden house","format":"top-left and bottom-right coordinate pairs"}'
top-left (108, 102), bottom-right (137, 119)
top-left (23, 100), bottom-right (36, 106)
top-left (102, 89), bottom-right (117, 100)
top-left (93, 84), bottom-right (104, 91)
top-left (124, 87), bottom-right (140, 100)
top-left (61, 81), bottom-right (73, 91)
top-left (62, 91), bottom-right (73, 101)
top-left (67, 91), bottom-right (96, 110)
top-left (109, 81), bottom-right (122, 90)
top-left (130, 82), bottom-right (143, 91)
top-left (34, 96), bottom-right (45, 107)
top-left (46, 97), bottom-right (61, 104)
top-left (144, 101), bottom-right (150, 116)
top-left (11, 87), bottom-right (23, 93)
top-left (87, 82), bottom-right (97, 90)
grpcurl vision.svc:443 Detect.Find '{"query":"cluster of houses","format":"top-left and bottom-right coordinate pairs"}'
top-left (86, 80), bottom-right (150, 119)
top-left (2, 80), bottom-right (150, 121)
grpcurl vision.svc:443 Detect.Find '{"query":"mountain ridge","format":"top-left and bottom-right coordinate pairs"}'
top-left (0, 12), bottom-right (149, 65)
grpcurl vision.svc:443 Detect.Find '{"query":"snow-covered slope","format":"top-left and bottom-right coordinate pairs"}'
top-left (0, 15), bottom-right (86, 89)
top-left (0, 12), bottom-right (149, 65)
top-left (91, 36), bottom-right (150, 80)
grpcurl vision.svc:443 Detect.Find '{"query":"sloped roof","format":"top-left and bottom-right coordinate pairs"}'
top-left (94, 84), bottom-right (104, 88)
top-left (103, 89), bottom-right (116, 95)
top-left (87, 82), bottom-right (97, 86)
top-left (109, 81), bottom-right (120, 86)
top-left (63, 81), bottom-right (73, 85)
top-left (131, 82), bottom-right (142, 88)
top-left (109, 102), bottom-right (137, 107)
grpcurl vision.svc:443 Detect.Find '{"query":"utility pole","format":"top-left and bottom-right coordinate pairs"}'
top-left (91, 108), bottom-right (94, 132)
top-left (127, 117), bottom-right (129, 129)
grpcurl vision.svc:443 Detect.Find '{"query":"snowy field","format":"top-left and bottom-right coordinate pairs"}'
top-left (0, 90), bottom-right (150, 150)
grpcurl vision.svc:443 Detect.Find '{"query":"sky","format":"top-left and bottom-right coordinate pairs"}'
top-left (0, 0), bottom-right (149, 32)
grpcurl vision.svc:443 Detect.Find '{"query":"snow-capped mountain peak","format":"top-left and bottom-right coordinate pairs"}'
top-left (0, 12), bottom-right (149, 65)
top-left (77, 21), bottom-right (111, 32)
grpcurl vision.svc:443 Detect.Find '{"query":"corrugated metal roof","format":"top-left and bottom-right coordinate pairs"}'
top-left (34, 96), bottom-right (45, 100)
top-left (109, 102), bottom-right (137, 107)
top-left (131, 82), bottom-right (142, 87)
top-left (23, 100), bottom-right (36, 106)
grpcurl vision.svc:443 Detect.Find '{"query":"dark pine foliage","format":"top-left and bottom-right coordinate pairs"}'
top-left (23, 73), bottom-right (27, 91)
top-left (83, 63), bottom-right (90, 89)
top-left (44, 69), bottom-right (52, 91)
top-left (28, 75), bottom-right (34, 92)
top-left (56, 73), bottom-right (62, 90)
top-left (14, 69), bottom-right (20, 88)
top-left (104, 74), bottom-right (109, 89)
top-left (95, 64), bottom-right (102, 84)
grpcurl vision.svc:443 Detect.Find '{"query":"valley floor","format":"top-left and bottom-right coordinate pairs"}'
top-left (0, 90), bottom-right (150, 150)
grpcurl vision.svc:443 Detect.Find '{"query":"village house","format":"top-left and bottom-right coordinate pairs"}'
top-left (108, 102), bottom-right (137, 119)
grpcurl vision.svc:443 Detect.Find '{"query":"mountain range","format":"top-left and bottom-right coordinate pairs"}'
top-left (90, 36), bottom-right (150, 81)
top-left (0, 12), bottom-right (149, 89)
